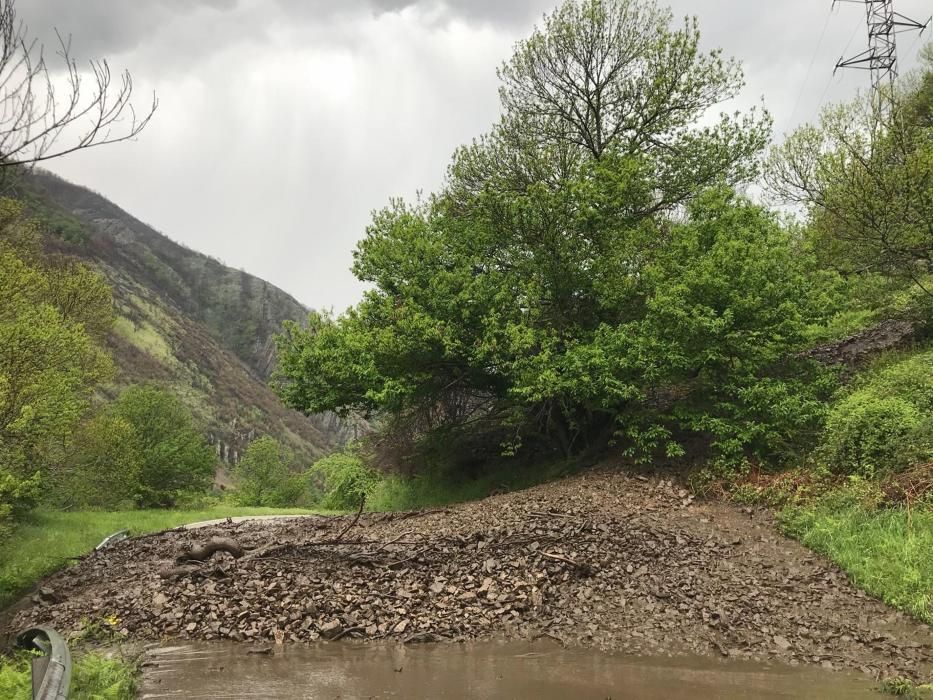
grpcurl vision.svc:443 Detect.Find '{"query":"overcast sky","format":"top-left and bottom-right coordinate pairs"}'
top-left (21, 0), bottom-right (932, 312)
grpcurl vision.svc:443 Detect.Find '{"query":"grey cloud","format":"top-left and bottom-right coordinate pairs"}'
top-left (22, 0), bottom-right (546, 60)
top-left (21, 0), bottom-right (933, 313)
top-left (20, 0), bottom-right (240, 57)
top-left (269, 0), bottom-right (548, 25)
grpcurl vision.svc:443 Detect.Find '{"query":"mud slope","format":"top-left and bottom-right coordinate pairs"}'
top-left (11, 469), bottom-right (933, 682)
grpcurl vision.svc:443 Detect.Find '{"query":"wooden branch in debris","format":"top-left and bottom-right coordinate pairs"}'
top-left (333, 497), bottom-right (365, 542)
top-left (386, 546), bottom-right (431, 570)
top-left (329, 625), bottom-right (366, 642)
top-left (539, 551), bottom-right (580, 566)
top-left (158, 536), bottom-right (245, 579)
top-left (176, 536), bottom-right (244, 563)
top-left (161, 563), bottom-right (230, 580)
top-left (157, 500), bottom-right (433, 577)
top-left (245, 500), bottom-right (367, 562)
top-left (539, 550), bottom-right (594, 575)
top-left (159, 562), bottom-right (203, 580)
top-left (527, 510), bottom-right (585, 522)
top-left (373, 508), bottom-right (450, 523)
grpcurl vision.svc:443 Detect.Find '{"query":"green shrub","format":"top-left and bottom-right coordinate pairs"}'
top-left (879, 677), bottom-right (933, 699)
top-left (310, 451), bottom-right (379, 510)
top-left (0, 470), bottom-right (40, 544)
top-left (108, 386), bottom-right (215, 507)
top-left (821, 392), bottom-right (926, 478)
top-left (0, 653), bottom-right (30, 699)
top-left (860, 350), bottom-right (933, 412)
top-left (54, 415), bottom-right (142, 510)
top-left (233, 436), bottom-right (300, 507)
top-left (818, 349), bottom-right (933, 479)
top-left (171, 491), bottom-right (225, 510)
top-left (70, 652), bottom-right (138, 699)
top-left (0, 650), bottom-right (137, 700)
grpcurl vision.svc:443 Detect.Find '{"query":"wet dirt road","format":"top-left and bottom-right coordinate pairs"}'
top-left (139, 640), bottom-right (879, 699)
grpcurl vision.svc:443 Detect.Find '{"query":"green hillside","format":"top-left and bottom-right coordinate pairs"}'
top-left (19, 170), bottom-right (355, 467)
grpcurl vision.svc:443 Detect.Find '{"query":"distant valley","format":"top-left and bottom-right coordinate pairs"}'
top-left (21, 169), bottom-right (353, 469)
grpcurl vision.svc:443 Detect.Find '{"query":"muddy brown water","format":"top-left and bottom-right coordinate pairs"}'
top-left (139, 641), bottom-right (878, 699)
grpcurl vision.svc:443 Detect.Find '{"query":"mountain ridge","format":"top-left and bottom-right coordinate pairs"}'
top-left (19, 169), bottom-right (351, 468)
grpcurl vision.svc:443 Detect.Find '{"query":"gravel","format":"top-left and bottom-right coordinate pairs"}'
top-left (10, 468), bottom-right (933, 682)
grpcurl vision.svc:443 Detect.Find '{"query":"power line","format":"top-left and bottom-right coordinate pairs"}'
top-left (787, 13), bottom-right (862, 133)
top-left (902, 27), bottom-right (926, 63)
top-left (841, 11), bottom-right (866, 58)
top-left (785, 5), bottom-right (835, 133)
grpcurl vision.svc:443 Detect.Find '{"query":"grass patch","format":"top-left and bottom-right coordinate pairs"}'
top-left (71, 651), bottom-right (138, 699)
top-left (0, 650), bottom-right (137, 700)
top-left (368, 458), bottom-right (578, 511)
top-left (780, 495), bottom-right (933, 624)
top-left (112, 315), bottom-right (175, 363)
top-left (0, 506), bottom-right (321, 609)
top-left (879, 677), bottom-right (933, 698)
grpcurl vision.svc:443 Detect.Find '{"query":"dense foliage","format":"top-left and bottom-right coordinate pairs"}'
top-left (310, 450), bottom-right (379, 510)
top-left (768, 45), bottom-right (933, 297)
top-left (0, 650), bottom-right (137, 700)
top-left (42, 386), bottom-right (216, 510)
top-left (233, 436), bottom-right (301, 507)
top-left (819, 350), bottom-right (933, 478)
top-left (0, 198), bottom-right (113, 536)
top-left (58, 414), bottom-right (143, 509)
top-left (276, 0), bottom-right (829, 471)
top-left (107, 386), bottom-right (215, 508)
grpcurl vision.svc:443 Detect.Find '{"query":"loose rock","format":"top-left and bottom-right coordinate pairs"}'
top-left (8, 468), bottom-right (933, 683)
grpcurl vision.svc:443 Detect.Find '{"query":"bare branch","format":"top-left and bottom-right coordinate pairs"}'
top-left (0, 0), bottom-right (157, 169)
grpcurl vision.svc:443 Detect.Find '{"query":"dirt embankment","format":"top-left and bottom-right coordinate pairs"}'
top-left (9, 469), bottom-right (933, 682)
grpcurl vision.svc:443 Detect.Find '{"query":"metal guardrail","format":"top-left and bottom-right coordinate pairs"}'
top-left (12, 530), bottom-right (126, 697)
top-left (95, 529), bottom-right (129, 550)
top-left (15, 626), bottom-right (72, 700)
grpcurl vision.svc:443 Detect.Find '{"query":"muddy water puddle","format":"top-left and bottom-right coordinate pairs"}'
top-left (139, 640), bottom-right (878, 699)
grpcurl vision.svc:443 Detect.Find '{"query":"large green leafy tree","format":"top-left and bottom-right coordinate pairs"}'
top-left (767, 44), bottom-right (933, 296)
top-left (233, 436), bottom-right (296, 507)
top-left (57, 414), bottom-right (143, 509)
top-left (0, 199), bottom-right (113, 530)
top-left (109, 386), bottom-right (215, 507)
top-left (276, 0), bottom-right (826, 468)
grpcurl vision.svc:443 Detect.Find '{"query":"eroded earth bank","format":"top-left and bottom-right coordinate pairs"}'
top-left (10, 468), bottom-right (933, 682)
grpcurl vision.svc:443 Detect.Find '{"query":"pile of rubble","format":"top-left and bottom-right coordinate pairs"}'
top-left (11, 469), bottom-right (933, 682)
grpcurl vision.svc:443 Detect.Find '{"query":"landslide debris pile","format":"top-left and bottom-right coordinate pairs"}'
top-left (12, 470), bottom-right (933, 682)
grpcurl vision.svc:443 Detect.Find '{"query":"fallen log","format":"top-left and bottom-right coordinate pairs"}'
top-left (158, 536), bottom-right (246, 579)
top-left (176, 536), bottom-right (244, 564)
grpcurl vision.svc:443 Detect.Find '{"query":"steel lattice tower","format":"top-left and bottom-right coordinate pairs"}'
top-left (834, 0), bottom-right (930, 114)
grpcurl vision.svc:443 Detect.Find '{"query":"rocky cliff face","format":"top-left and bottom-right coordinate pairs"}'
top-left (21, 169), bottom-right (349, 465)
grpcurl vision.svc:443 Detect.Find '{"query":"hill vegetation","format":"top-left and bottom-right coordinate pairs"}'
top-left (274, 0), bottom-right (933, 629)
top-left (274, 0), bottom-right (913, 476)
top-left (15, 170), bottom-right (356, 470)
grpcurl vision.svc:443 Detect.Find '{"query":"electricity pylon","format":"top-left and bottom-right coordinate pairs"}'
top-left (834, 0), bottom-right (930, 115)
